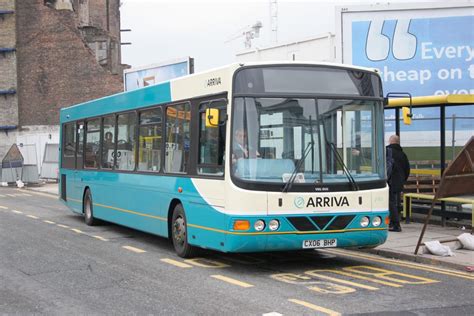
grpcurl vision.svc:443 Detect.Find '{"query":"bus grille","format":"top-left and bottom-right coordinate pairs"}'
top-left (287, 215), bottom-right (356, 231)
top-left (286, 217), bottom-right (317, 231)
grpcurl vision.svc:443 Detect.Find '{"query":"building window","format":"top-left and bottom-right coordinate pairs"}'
top-left (116, 112), bottom-right (137, 171)
top-left (198, 100), bottom-right (227, 175)
top-left (165, 103), bottom-right (190, 173)
top-left (84, 118), bottom-right (101, 168)
top-left (62, 123), bottom-right (76, 169)
top-left (102, 115), bottom-right (115, 169)
top-left (138, 108), bottom-right (162, 172)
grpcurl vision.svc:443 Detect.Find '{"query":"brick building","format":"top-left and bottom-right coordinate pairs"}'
top-left (0, 0), bottom-right (125, 166)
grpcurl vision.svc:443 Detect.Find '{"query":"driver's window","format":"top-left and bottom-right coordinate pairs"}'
top-left (198, 100), bottom-right (226, 176)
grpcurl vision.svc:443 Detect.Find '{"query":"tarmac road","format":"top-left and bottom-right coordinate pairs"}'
top-left (1, 187), bottom-right (473, 315)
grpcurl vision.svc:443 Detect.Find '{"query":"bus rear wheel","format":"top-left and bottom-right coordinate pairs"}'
top-left (171, 204), bottom-right (198, 258)
top-left (83, 189), bottom-right (98, 226)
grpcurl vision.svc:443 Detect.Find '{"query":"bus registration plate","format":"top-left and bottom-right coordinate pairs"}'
top-left (302, 238), bottom-right (337, 249)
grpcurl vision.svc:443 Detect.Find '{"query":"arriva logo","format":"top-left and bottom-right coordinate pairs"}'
top-left (294, 196), bottom-right (305, 208)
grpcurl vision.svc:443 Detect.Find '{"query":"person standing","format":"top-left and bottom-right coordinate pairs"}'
top-left (386, 134), bottom-right (410, 232)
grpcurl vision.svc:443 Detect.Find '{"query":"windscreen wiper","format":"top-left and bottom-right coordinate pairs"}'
top-left (282, 140), bottom-right (314, 193)
top-left (326, 142), bottom-right (359, 191)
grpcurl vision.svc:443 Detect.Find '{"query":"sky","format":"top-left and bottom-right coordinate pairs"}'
top-left (119, 0), bottom-right (460, 72)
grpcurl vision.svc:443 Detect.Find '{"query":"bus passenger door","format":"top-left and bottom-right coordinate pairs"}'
top-left (191, 99), bottom-right (227, 247)
top-left (72, 121), bottom-right (85, 209)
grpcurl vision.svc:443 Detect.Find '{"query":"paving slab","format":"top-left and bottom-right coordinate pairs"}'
top-left (363, 222), bottom-right (474, 271)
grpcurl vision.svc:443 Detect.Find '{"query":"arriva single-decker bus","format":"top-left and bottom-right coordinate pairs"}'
top-left (59, 62), bottom-right (389, 258)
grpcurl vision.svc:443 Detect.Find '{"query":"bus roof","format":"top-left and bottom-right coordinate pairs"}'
top-left (60, 61), bottom-right (379, 123)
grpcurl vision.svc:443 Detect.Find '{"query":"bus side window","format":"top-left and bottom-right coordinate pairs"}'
top-left (116, 112), bottom-right (137, 171)
top-left (84, 119), bottom-right (100, 169)
top-left (165, 103), bottom-right (191, 173)
top-left (197, 100), bottom-right (226, 176)
top-left (102, 115), bottom-right (116, 169)
top-left (138, 108), bottom-right (162, 172)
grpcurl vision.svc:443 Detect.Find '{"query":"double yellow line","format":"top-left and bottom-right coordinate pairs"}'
top-left (325, 249), bottom-right (474, 280)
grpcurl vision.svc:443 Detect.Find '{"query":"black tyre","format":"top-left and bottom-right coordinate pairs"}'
top-left (171, 204), bottom-right (198, 258)
top-left (83, 189), bottom-right (99, 226)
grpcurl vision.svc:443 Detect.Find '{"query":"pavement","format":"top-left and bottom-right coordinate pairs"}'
top-left (19, 183), bottom-right (474, 272)
top-left (362, 221), bottom-right (473, 272)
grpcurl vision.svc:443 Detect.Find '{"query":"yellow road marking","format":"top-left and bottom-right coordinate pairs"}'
top-left (325, 249), bottom-right (474, 280)
top-left (342, 266), bottom-right (438, 285)
top-left (12, 210), bottom-right (23, 214)
top-left (26, 215), bottom-right (39, 219)
top-left (161, 258), bottom-right (193, 268)
top-left (18, 190), bottom-right (57, 199)
top-left (43, 220), bottom-right (56, 224)
top-left (122, 245), bottom-right (146, 253)
top-left (71, 228), bottom-right (83, 234)
top-left (317, 269), bottom-right (403, 288)
top-left (289, 299), bottom-right (341, 316)
top-left (211, 275), bottom-right (254, 288)
top-left (0, 205), bottom-right (8, 209)
top-left (271, 272), bottom-right (373, 294)
top-left (302, 271), bottom-right (380, 290)
top-left (57, 224), bottom-right (70, 228)
top-left (92, 235), bottom-right (109, 241)
top-left (184, 258), bottom-right (230, 268)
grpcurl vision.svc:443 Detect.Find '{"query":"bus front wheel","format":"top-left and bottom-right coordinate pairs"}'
top-left (171, 204), bottom-right (197, 258)
top-left (83, 189), bottom-right (98, 226)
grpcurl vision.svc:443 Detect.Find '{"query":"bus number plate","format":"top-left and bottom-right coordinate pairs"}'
top-left (302, 238), bottom-right (337, 249)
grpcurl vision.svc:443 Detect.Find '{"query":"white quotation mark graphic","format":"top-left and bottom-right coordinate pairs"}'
top-left (366, 19), bottom-right (390, 61)
top-left (366, 19), bottom-right (417, 61)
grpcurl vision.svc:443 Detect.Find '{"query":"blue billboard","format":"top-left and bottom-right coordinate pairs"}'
top-left (124, 58), bottom-right (193, 91)
top-left (351, 15), bottom-right (473, 132)
top-left (352, 15), bottom-right (474, 96)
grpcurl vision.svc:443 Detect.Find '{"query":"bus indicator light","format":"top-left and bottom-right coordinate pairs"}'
top-left (233, 220), bottom-right (250, 231)
top-left (385, 216), bottom-right (390, 225)
top-left (178, 187), bottom-right (183, 193)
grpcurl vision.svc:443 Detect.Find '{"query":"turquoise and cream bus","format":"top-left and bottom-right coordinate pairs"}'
top-left (59, 62), bottom-right (389, 257)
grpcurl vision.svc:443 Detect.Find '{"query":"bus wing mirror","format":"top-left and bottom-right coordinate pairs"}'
top-left (385, 92), bottom-right (413, 125)
top-left (206, 108), bottom-right (220, 127)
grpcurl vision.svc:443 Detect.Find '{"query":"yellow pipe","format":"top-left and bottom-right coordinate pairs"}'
top-left (387, 94), bottom-right (474, 107)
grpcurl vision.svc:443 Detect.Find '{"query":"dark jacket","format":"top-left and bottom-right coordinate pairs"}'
top-left (386, 143), bottom-right (410, 192)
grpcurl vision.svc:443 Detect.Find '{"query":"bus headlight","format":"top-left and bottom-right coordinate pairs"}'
top-left (254, 220), bottom-right (265, 231)
top-left (360, 216), bottom-right (370, 227)
top-left (372, 216), bottom-right (382, 227)
top-left (269, 219), bottom-right (280, 231)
